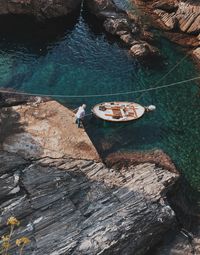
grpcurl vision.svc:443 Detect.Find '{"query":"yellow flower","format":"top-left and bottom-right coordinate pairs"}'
top-left (1, 235), bottom-right (9, 242)
top-left (16, 237), bottom-right (30, 246)
top-left (16, 239), bottom-right (21, 246)
top-left (7, 217), bottom-right (20, 226)
top-left (2, 241), bottom-right (10, 249)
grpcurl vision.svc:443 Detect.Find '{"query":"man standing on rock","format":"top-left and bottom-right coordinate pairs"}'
top-left (75, 104), bottom-right (86, 128)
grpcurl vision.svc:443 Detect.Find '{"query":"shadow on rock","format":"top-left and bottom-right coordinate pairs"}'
top-left (0, 107), bottom-right (26, 146)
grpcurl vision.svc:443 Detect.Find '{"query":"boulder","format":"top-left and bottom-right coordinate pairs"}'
top-left (130, 41), bottom-right (160, 58)
top-left (103, 17), bottom-right (139, 35)
top-left (0, 0), bottom-right (82, 21)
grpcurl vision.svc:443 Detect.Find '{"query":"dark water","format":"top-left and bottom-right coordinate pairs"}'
top-left (0, 5), bottom-right (199, 202)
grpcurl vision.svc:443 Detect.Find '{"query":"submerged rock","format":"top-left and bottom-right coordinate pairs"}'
top-left (0, 0), bottom-right (82, 21)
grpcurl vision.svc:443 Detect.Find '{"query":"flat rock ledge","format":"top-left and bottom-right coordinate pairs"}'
top-left (0, 151), bottom-right (178, 255)
top-left (0, 100), bottom-right (99, 161)
top-left (0, 0), bottom-right (82, 21)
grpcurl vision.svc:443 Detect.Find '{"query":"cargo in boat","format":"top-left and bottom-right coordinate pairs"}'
top-left (92, 102), bottom-right (145, 122)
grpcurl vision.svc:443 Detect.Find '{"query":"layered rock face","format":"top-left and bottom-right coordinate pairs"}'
top-left (133, 0), bottom-right (200, 64)
top-left (0, 0), bottom-right (82, 20)
top-left (0, 151), bottom-right (178, 255)
top-left (153, 0), bottom-right (200, 34)
top-left (0, 98), bottom-right (179, 254)
top-left (85, 0), bottom-right (160, 59)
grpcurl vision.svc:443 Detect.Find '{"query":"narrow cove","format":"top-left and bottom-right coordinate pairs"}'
top-left (0, 3), bottom-right (199, 206)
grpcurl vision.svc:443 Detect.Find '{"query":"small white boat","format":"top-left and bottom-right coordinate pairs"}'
top-left (92, 102), bottom-right (146, 122)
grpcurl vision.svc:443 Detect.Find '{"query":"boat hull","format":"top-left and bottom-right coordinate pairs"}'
top-left (92, 102), bottom-right (145, 122)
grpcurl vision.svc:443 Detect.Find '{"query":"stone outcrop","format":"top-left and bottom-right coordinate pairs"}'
top-left (0, 100), bottom-right (99, 161)
top-left (132, 0), bottom-right (200, 66)
top-left (0, 98), bottom-right (179, 254)
top-left (0, 151), bottom-right (178, 255)
top-left (85, 0), bottom-right (160, 59)
top-left (0, 0), bottom-right (82, 21)
top-left (135, 0), bottom-right (200, 35)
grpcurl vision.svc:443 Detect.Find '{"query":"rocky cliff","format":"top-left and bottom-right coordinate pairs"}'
top-left (0, 0), bottom-right (82, 21)
top-left (0, 98), bottom-right (179, 255)
top-left (0, 152), bottom-right (178, 255)
top-left (133, 0), bottom-right (200, 65)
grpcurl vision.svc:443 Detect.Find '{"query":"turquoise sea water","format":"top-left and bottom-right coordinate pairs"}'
top-left (0, 6), bottom-right (199, 201)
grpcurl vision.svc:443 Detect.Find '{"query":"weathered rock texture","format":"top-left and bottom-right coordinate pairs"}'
top-left (133, 0), bottom-right (200, 65)
top-left (134, 0), bottom-right (200, 35)
top-left (0, 151), bottom-right (178, 255)
top-left (0, 98), bottom-right (179, 254)
top-left (0, 100), bottom-right (99, 161)
top-left (0, 0), bottom-right (82, 21)
top-left (85, 0), bottom-right (160, 59)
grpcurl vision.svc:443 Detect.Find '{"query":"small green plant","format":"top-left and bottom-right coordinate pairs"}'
top-left (0, 217), bottom-right (30, 255)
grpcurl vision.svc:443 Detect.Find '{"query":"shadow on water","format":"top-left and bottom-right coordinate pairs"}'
top-left (0, 11), bottom-right (80, 50)
top-left (85, 115), bottom-right (163, 159)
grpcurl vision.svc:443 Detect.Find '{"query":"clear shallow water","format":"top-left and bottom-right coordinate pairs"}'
top-left (0, 7), bottom-right (199, 201)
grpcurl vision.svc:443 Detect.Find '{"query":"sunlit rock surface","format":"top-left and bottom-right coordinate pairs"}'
top-left (0, 99), bottom-right (179, 254)
top-left (1, 100), bottom-right (99, 161)
top-left (133, 0), bottom-right (200, 64)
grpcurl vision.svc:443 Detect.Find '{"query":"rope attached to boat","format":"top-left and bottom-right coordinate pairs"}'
top-left (0, 76), bottom-right (199, 98)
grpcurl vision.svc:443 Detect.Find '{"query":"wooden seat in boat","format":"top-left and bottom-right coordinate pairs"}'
top-left (105, 113), bottom-right (121, 119)
top-left (112, 108), bottom-right (122, 117)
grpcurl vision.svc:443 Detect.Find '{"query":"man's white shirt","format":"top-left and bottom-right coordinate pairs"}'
top-left (76, 106), bottom-right (85, 119)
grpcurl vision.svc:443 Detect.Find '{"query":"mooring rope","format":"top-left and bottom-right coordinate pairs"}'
top-left (0, 76), bottom-right (199, 99)
top-left (136, 51), bottom-right (192, 101)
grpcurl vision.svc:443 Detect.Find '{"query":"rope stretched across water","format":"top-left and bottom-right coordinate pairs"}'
top-left (0, 76), bottom-right (199, 99)
top-left (135, 50), bottom-right (193, 101)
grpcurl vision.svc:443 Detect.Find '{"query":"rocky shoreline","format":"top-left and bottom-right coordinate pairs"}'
top-left (0, 0), bottom-right (199, 63)
top-left (0, 0), bottom-right (161, 60)
top-left (132, 0), bottom-right (200, 67)
top-left (0, 96), bottom-right (180, 255)
top-left (84, 0), bottom-right (161, 59)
